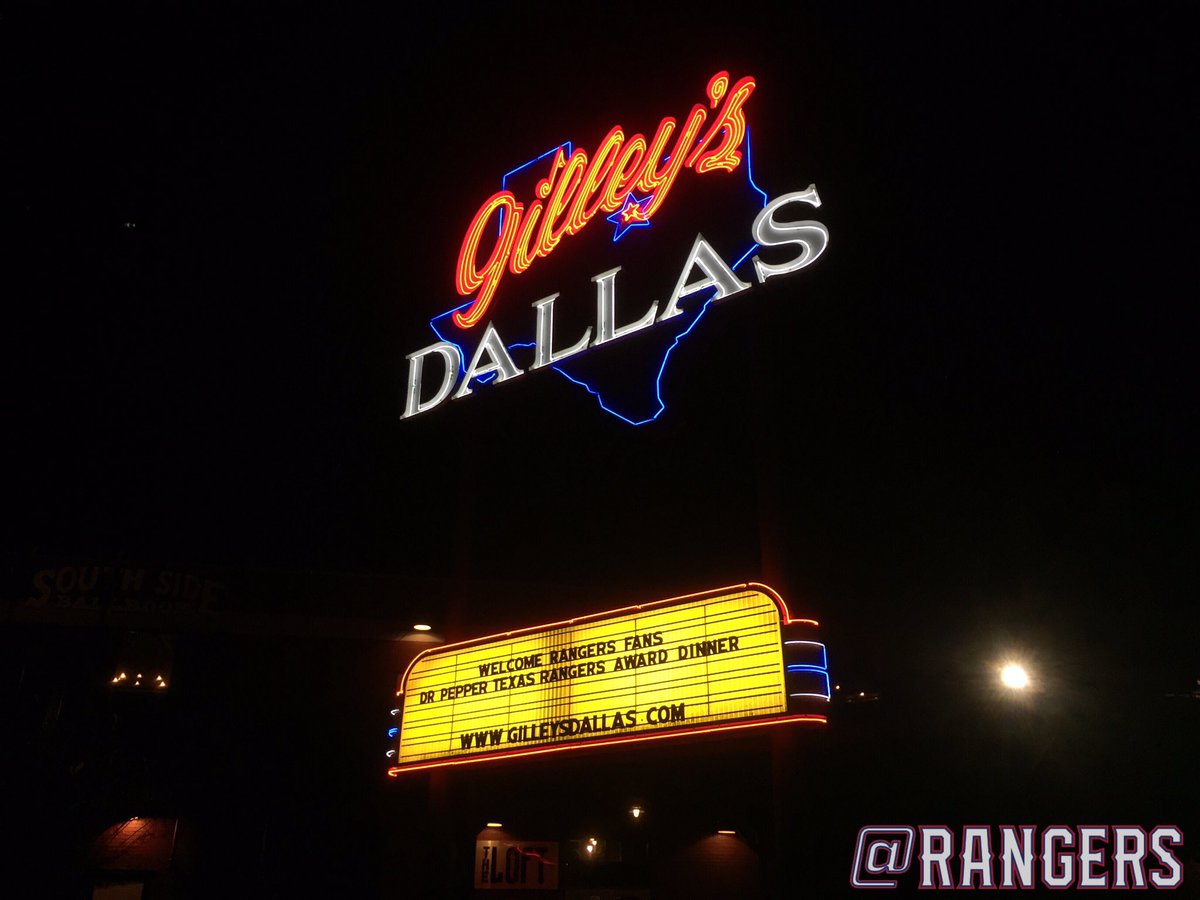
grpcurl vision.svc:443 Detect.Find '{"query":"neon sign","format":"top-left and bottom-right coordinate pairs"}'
top-left (402, 72), bottom-right (830, 424)
top-left (387, 584), bottom-right (828, 774)
top-left (454, 72), bottom-right (756, 329)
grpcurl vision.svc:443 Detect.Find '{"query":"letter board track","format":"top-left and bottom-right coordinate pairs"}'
top-left (393, 586), bottom-right (797, 770)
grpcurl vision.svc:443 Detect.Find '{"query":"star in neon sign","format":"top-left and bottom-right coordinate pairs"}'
top-left (606, 192), bottom-right (656, 241)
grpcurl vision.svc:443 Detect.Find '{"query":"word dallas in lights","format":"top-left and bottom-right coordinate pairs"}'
top-left (402, 187), bottom-right (829, 419)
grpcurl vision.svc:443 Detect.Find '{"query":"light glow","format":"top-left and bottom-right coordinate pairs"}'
top-left (606, 192), bottom-right (656, 241)
top-left (784, 639), bottom-right (830, 701)
top-left (1000, 663), bottom-right (1030, 690)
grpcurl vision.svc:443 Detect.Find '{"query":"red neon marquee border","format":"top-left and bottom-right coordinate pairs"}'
top-left (388, 582), bottom-right (821, 776)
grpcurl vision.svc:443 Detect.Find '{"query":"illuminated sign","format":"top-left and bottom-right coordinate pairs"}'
top-left (474, 840), bottom-right (558, 890)
top-left (400, 71), bottom-right (830, 425)
top-left (388, 584), bottom-right (827, 774)
top-left (453, 71), bottom-right (757, 329)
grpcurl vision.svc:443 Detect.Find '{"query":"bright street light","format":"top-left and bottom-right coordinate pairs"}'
top-left (1000, 663), bottom-right (1030, 690)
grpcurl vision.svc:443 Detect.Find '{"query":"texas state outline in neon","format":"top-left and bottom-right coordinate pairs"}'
top-left (427, 127), bottom-right (770, 423)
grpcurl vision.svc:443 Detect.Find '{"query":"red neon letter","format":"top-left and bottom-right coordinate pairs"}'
top-left (600, 136), bottom-right (648, 212)
top-left (635, 105), bottom-right (708, 219)
top-left (568, 126), bottom-right (625, 231)
top-left (454, 191), bottom-right (522, 329)
top-left (537, 148), bottom-right (589, 255)
top-left (687, 73), bottom-right (756, 174)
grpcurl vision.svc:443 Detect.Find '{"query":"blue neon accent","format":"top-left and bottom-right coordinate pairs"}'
top-left (731, 242), bottom-right (760, 270)
top-left (388, 727), bottom-right (399, 738)
top-left (436, 140), bottom-right (574, 376)
top-left (784, 641), bottom-right (827, 669)
top-left (743, 126), bottom-right (769, 207)
top-left (784, 634), bottom-right (831, 699)
top-left (464, 340), bottom-right (540, 386)
top-left (551, 280), bottom-right (721, 426)
top-left (786, 667), bottom-right (831, 700)
top-left (551, 365), bottom-right (657, 427)
top-left (428, 312), bottom-right (538, 388)
top-left (429, 301), bottom-right (473, 376)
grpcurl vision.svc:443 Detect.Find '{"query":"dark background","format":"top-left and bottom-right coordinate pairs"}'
top-left (6, 3), bottom-right (1197, 896)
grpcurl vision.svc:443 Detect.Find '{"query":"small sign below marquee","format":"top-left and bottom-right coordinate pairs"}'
top-left (387, 584), bottom-right (828, 774)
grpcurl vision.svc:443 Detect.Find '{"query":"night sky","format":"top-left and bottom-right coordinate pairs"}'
top-left (9, 0), bottom-right (1197, 858)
